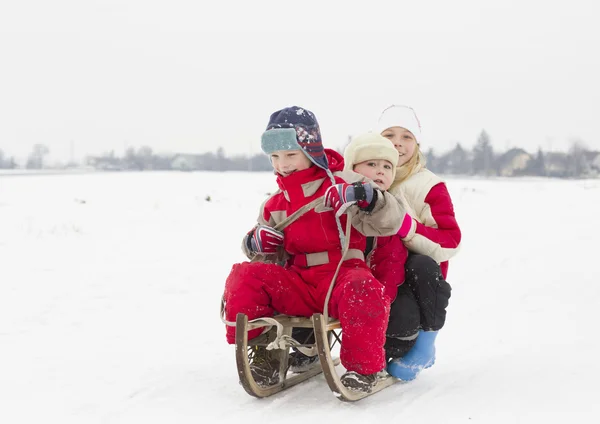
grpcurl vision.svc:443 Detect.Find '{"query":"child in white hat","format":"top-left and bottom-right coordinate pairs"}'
top-left (376, 105), bottom-right (462, 381)
top-left (343, 132), bottom-right (409, 310)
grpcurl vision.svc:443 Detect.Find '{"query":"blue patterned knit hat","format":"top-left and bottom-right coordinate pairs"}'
top-left (261, 106), bottom-right (329, 171)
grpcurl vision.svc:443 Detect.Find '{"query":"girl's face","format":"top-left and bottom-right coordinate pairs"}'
top-left (270, 149), bottom-right (312, 177)
top-left (381, 127), bottom-right (417, 167)
top-left (353, 159), bottom-right (394, 190)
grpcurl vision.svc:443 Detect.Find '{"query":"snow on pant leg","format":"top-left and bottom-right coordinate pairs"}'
top-left (404, 254), bottom-right (452, 331)
top-left (223, 262), bottom-right (318, 344)
top-left (328, 265), bottom-right (390, 375)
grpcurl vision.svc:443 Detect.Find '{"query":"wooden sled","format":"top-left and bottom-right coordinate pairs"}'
top-left (235, 312), bottom-right (399, 401)
top-left (235, 312), bottom-right (341, 398)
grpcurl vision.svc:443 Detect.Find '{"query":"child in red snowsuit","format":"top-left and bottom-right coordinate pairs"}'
top-left (223, 106), bottom-right (403, 391)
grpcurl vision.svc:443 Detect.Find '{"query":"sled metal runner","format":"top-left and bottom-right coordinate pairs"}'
top-left (312, 313), bottom-right (399, 402)
top-left (235, 313), bottom-right (341, 398)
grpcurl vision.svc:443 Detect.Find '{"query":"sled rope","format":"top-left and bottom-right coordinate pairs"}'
top-left (272, 196), bottom-right (324, 232)
top-left (259, 317), bottom-right (303, 351)
top-left (322, 213), bottom-right (353, 323)
top-left (326, 169), bottom-right (348, 248)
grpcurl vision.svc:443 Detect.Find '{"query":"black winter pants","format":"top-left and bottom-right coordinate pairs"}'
top-left (385, 253), bottom-right (452, 359)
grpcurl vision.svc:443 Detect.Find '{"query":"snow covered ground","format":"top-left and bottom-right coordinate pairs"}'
top-left (1, 171), bottom-right (599, 423)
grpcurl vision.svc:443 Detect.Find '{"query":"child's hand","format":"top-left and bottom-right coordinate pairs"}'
top-left (324, 182), bottom-right (374, 216)
top-left (248, 225), bottom-right (284, 254)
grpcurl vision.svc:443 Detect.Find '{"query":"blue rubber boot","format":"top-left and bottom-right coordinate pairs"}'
top-left (387, 330), bottom-right (437, 381)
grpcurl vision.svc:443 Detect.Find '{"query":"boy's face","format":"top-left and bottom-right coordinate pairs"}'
top-left (353, 159), bottom-right (394, 190)
top-left (380, 127), bottom-right (417, 167)
top-left (270, 149), bottom-right (312, 177)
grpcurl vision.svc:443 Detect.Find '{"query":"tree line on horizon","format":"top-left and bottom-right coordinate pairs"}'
top-left (1, 131), bottom-right (599, 178)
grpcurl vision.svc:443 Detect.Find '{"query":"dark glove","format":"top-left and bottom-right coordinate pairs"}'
top-left (324, 182), bottom-right (375, 216)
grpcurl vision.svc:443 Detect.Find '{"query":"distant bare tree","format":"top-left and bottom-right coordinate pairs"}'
top-left (216, 147), bottom-right (227, 171)
top-left (472, 130), bottom-right (495, 176)
top-left (566, 139), bottom-right (589, 178)
top-left (26, 144), bottom-right (50, 169)
top-left (424, 148), bottom-right (438, 173)
top-left (442, 143), bottom-right (472, 175)
top-left (526, 147), bottom-right (546, 176)
top-left (137, 146), bottom-right (154, 170)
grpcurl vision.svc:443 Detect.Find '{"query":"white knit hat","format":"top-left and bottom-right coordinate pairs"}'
top-left (376, 105), bottom-right (422, 144)
top-left (343, 132), bottom-right (399, 181)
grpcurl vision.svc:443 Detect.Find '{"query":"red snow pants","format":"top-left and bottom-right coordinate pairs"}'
top-left (223, 259), bottom-right (391, 375)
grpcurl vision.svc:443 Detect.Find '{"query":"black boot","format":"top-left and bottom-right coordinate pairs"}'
top-left (289, 327), bottom-right (319, 373)
top-left (340, 371), bottom-right (378, 393)
top-left (248, 345), bottom-right (280, 387)
top-left (289, 349), bottom-right (319, 373)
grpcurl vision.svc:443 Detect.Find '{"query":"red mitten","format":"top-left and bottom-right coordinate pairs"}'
top-left (247, 225), bottom-right (284, 254)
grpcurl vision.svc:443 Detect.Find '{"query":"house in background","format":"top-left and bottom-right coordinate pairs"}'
top-left (87, 155), bottom-right (124, 171)
top-left (496, 148), bottom-right (532, 177)
top-left (170, 154), bottom-right (205, 171)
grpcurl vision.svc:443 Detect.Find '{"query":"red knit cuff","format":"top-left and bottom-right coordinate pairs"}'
top-left (398, 214), bottom-right (413, 238)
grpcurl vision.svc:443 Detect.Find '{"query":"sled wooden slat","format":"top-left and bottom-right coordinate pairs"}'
top-left (246, 315), bottom-right (341, 331)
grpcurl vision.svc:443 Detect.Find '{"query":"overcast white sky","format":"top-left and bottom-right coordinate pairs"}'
top-left (1, 0), bottom-right (599, 163)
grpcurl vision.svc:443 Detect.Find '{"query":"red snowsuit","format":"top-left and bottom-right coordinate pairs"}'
top-left (224, 149), bottom-right (402, 375)
top-left (368, 235), bottom-right (409, 302)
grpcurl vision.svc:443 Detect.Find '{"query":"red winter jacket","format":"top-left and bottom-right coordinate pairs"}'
top-left (390, 168), bottom-right (461, 279)
top-left (368, 235), bottom-right (409, 302)
top-left (415, 182), bottom-right (461, 278)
